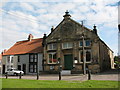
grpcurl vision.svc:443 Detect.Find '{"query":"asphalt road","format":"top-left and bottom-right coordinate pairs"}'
top-left (0, 69), bottom-right (119, 81)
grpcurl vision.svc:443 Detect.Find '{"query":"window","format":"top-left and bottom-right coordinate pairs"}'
top-left (11, 57), bottom-right (13, 63)
top-left (85, 40), bottom-right (91, 46)
top-left (80, 41), bottom-right (83, 46)
top-left (18, 56), bottom-right (20, 62)
top-left (29, 54), bottom-right (38, 73)
top-left (29, 54), bottom-right (37, 62)
top-left (7, 57), bottom-right (10, 63)
top-left (48, 53), bottom-right (57, 64)
top-left (79, 40), bottom-right (91, 47)
top-left (79, 50), bottom-right (91, 62)
top-left (80, 51), bottom-right (83, 62)
top-left (86, 51), bottom-right (91, 62)
top-left (48, 43), bottom-right (57, 50)
top-left (62, 42), bottom-right (73, 49)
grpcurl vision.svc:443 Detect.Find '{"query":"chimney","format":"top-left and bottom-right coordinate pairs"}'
top-left (63, 10), bottom-right (71, 19)
top-left (28, 34), bottom-right (34, 41)
top-left (42, 34), bottom-right (47, 47)
top-left (51, 26), bottom-right (54, 32)
top-left (93, 25), bottom-right (97, 35)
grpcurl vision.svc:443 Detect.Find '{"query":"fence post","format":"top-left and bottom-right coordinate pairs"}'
top-left (5, 72), bottom-right (8, 79)
top-left (59, 71), bottom-right (61, 80)
top-left (19, 72), bottom-right (22, 79)
top-left (88, 70), bottom-right (91, 80)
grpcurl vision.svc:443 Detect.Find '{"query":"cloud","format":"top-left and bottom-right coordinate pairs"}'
top-left (1, 1), bottom-right (119, 55)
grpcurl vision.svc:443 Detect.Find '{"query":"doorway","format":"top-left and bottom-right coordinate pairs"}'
top-left (22, 64), bottom-right (26, 74)
top-left (64, 54), bottom-right (73, 70)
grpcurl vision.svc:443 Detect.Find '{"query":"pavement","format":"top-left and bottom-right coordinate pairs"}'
top-left (0, 69), bottom-right (119, 81)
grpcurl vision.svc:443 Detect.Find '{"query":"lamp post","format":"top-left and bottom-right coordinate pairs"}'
top-left (58, 58), bottom-right (62, 80)
top-left (82, 33), bottom-right (86, 75)
top-left (37, 54), bottom-right (39, 80)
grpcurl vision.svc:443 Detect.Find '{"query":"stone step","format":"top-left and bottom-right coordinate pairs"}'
top-left (61, 70), bottom-right (71, 75)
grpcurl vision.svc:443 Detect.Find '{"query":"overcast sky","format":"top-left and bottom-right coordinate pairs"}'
top-left (0, 0), bottom-right (119, 55)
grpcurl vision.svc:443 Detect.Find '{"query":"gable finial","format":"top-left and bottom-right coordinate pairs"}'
top-left (63, 10), bottom-right (71, 19)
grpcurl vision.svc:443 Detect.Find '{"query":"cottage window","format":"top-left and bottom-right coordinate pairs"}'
top-left (29, 54), bottom-right (38, 73)
top-left (62, 42), bottom-right (73, 49)
top-left (18, 56), bottom-right (20, 62)
top-left (48, 53), bottom-right (57, 64)
top-left (48, 43), bottom-right (57, 50)
top-left (11, 57), bottom-right (13, 63)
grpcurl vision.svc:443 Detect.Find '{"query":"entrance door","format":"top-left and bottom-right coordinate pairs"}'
top-left (18, 65), bottom-right (21, 70)
top-left (22, 64), bottom-right (26, 74)
top-left (64, 54), bottom-right (73, 70)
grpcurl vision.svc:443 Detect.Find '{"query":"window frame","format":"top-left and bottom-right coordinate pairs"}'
top-left (79, 40), bottom-right (91, 47)
top-left (79, 50), bottom-right (92, 63)
top-left (85, 40), bottom-right (91, 47)
top-left (62, 42), bottom-right (73, 49)
top-left (48, 52), bottom-right (57, 64)
top-left (48, 43), bottom-right (57, 50)
top-left (29, 53), bottom-right (38, 73)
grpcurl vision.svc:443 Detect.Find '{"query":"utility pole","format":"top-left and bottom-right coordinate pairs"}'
top-left (81, 20), bottom-right (86, 75)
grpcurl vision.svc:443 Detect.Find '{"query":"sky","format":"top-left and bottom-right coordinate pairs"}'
top-left (0, 0), bottom-right (119, 56)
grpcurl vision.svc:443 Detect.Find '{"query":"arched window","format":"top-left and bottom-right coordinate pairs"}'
top-left (86, 51), bottom-right (91, 62)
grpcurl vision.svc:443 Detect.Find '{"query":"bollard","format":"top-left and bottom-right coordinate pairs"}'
top-left (88, 70), bottom-right (91, 80)
top-left (19, 72), bottom-right (22, 79)
top-left (59, 71), bottom-right (61, 80)
top-left (37, 72), bottom-right (39, 80)
top-left (5, 72), bottom-right (8, 79)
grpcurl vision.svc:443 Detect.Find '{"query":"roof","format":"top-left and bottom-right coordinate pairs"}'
top-left (3, 38), bottom-right (43, 55)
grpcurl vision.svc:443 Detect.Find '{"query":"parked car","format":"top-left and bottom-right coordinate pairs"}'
top-left (5, 68), bottom-right (24, 76)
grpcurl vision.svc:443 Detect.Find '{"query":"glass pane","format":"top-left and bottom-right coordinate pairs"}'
top-left (86, 40), bottom-right (90, 46)
top-left (49, 54), bottom-right (52, 63)
top-left (30, 58), bottom-right (33, 62)
top-left (53, 44), bottom-right (56, 49)
top-left (48, 44), bottom-right (52, 50)
top-left (63, 43), bottom-right (67, 49)
top-left (30, 55), bottom-right (33, 59)
top-left (35, 54), bottom-right (37, 59)
top-left (34, 65), bottom-right (37, 68)
top-left (80, 41), bottom-right (83, 46)
top-left (68, 42), bottom-right (72, 48)
top-left (34, 68), bottom-right (36, 72)
top-left (30, 68), bottom-right (33, 72)
top-left (30, 65), bottom-right (33, 68)
top-left (34, 59), bottom-right (37, 62)
top-left (53, 53), bottom-right (57, 63)
top-left (81, 51), bottom-right (83, 62)
top-left (86, 51), bottom-right (91, 62)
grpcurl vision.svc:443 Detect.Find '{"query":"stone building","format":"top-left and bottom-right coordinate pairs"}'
top-left (42, 11), bottom-right (114, 74)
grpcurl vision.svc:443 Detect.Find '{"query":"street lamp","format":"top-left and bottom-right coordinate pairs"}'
top-left (58, 58), bottom-right (62, 80)
top-left (73, 57), bottom-right (78, 68)
top-left (82, 33), bottom-right (86, 75)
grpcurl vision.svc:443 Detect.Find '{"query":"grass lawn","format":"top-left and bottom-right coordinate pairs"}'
top-left (1, 78), bottom-right (119, 88)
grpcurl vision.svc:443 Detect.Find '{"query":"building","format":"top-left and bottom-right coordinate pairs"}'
top-left (118, 24), bottom-right (120, 56)
top-left (42, 11), bottom-right (114, 74)
top-left (2, 34), bottom-right (43, 74)
top-left (0, 54), bottom-right (2, 74)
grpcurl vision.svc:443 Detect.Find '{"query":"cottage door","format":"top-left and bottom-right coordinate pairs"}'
top-left (64, 54), bottom-right (73, 70)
